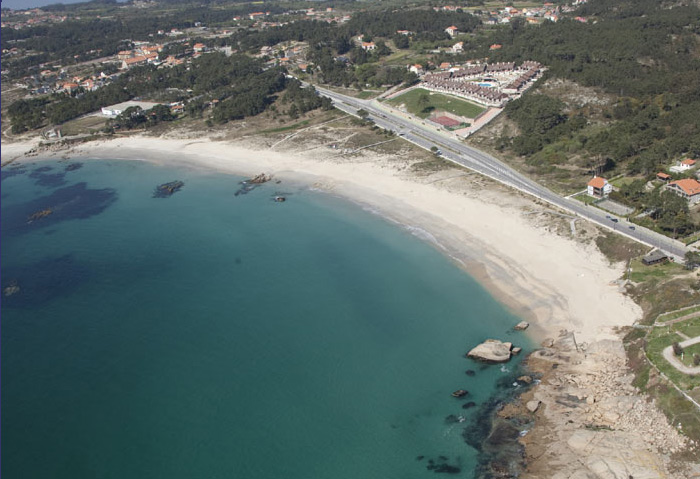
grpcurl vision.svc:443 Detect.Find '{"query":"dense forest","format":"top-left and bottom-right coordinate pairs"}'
top-left (7, 53), bottom-right (323, 131)
top-left (487, 0), bottom-right (700, 176)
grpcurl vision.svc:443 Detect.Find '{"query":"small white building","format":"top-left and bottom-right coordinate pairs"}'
top-left (361, 42), bottom-right (376, 51)
top-left (101, 101), bottom-right (160, 118)
top-left (451, 41), bottom-right (464, 53)
top-left (587, 176), bottom-right (612, 197)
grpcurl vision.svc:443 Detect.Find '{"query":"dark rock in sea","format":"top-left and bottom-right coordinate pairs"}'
top-left (248, 173), bottom-right (272, 184)
top-left (1, 165), bottom-right (27, 181)
top-left (416, 456), bottom-right (425, 461)
top-left (2, 182), bottom-right (118, 238)
top-left (452, 389), bottom-right (469, 398)
top-left (235, 184), bottom-right (257, 196)
top-left (27, 208), bottom-right (53, 223)
top-left (433, 464), bottom-right (460, 474)
top-left (444, 415), bottom-right (462, 424)
top-left (1, 254), bottom-right (91, 308)
top-left (65, 162), bottom-right (83, 172)
top-left (153, 181), bottom-right (185, 198)
top-left (274, 196), bottom-right (286, 202)
top-left (465, 369), bottom-right (476, 376)
top-left (462, 401), bottom-right (477, 410)
top-left (29, 166), bottom-right (67, 187)
top-left (462, 363), bottom-right (536, 479)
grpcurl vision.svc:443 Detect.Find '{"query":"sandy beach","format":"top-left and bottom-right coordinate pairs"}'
top-left (3, 133), bottom-right (696, 477)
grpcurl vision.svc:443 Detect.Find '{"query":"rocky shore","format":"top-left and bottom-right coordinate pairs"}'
top-left (500, 331), bottom-right (699, 479)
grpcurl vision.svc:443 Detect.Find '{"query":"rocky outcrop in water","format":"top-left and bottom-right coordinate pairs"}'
top-left (27, 208), bottom-right (53, 222)
top-left (153, 181), bottom-right (184, 198)
top-left (467, 339), bottom-right (514, 363)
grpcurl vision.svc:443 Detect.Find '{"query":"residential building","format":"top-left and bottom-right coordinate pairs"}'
top-left (666, 178), bottom-right (700, 204)
top-left (361, 42), bottom-right (376, 51)
top-left (445, 25), bottom-right (459, 37)
top-left (587, 176), bottom-right (612, 197)
top-left (408, 64), bottom-right (424, 74)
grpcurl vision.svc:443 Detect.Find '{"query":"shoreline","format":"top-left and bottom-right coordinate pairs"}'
top-left (3, 133), bottom-right (695, 477)
top-left (2, 135), bottom-right (640, 344)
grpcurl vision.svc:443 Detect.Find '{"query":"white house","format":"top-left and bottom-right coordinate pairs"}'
top-left (408, 64), bottom-right (424, 74)
top-left (445, 25), bottom-right (459, 37)
top-left (361, 42), bottom-right (376, 51)
top-left (670, 158), bottom-right (697, 173)
top-left (587, 176), bottom-right (612, 197)
top-left (451, 41), bottom-right (464, 53)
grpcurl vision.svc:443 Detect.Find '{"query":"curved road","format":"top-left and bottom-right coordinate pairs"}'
top-left (314, 85), bottom-right (688, 259)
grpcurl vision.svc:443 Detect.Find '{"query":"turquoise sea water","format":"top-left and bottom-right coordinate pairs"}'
top-left (1, 158), bottom-right (531, 478)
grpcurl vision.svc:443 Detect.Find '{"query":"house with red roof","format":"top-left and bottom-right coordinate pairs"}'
top-left (361, 42), bottom-right (376, 51)
top-left (656, 172), bottom-right (671, 182)
top-left (587, 176), bottom-right (612, 197)
top-left (670, 158), bottom-right (697, 173)
top-left (445, 25), bottom-right (459, 37)
top-left (666, 178), bottom-right (700, 205)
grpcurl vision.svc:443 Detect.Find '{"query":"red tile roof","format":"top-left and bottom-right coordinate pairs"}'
top-left (681, 158), bottom-right (697, 166)
top-left (669, 178), bottom-right (700, 196)
top-left (587, 177), bottom-right (607, 188)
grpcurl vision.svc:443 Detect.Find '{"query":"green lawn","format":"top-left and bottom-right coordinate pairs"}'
top-left (628, 258), bottom-right (686, 283)
top-left (387, 88), bottom-right (485, 120)
top-left (645, 317), bottom-right (700, 389)
top-left (658, 305), bottom-right (700, 323)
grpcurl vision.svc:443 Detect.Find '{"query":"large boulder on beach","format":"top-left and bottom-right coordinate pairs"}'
top-left (467, 339), bottom-right (513, 363)
top-left (514, 321), bottom-right (530, 331)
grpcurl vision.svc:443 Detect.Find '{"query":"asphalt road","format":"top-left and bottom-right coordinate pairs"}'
top-left (313, 85), bottom-right (689, 259)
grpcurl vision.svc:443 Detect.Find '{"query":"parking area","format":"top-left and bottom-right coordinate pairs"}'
top-left (597, 198), bottom-right (635, 216)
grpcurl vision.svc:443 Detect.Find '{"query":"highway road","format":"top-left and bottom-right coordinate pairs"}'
top-left (313, 85), bottom-right (689, 259)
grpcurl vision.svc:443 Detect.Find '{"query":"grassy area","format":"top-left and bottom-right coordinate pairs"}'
top-left (681, 232), bottom-right (700, 246)
top-left (387, 88), bottom-right (485, 120)
top-left (356, 90), bottom-right (381, 100)
top-left (646, 317), bottom-right (700, 390)
top-left (679, 343), bottom-right (700, 367)
top-left (658, 305), bottom-right (700, 323)
top-left (594, 231), bottom-right (649, 264)
top-left (572, 193), bottom-right (597, 205)
top-left (61, 114), bottom-right (108, 136)
top-left (628, 258), bottom-right (687, 283)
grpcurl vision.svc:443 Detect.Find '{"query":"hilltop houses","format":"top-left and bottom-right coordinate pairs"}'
top-left (666, 179), bottom-right (700, 205)
top-left (361, 42), bottom-right (376, 51)
top-left (587, 176), bottom-right (612, 198)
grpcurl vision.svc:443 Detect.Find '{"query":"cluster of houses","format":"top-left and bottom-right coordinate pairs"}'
top-left (587, 158), bottom-right (700, 205)
top-left (0, 8), bottom-right (68, 29)
top-left (118, 43), bottom-right (163, 69)
top-left (419, 61), bottom-right (544, 107)
top-left (659, 159), bottom-right (700, 205)
top-left (433, 0), bottom-right (588, 25)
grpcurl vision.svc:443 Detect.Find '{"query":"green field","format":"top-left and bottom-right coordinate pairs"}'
top-left (627, 258), bottom-right (686, 283)
top-left (645, 317), bottom-right (700, 390)
top-left (387, 88), bottom-right (485, 120)
top-left (658, 305), bottom-right (700, 323)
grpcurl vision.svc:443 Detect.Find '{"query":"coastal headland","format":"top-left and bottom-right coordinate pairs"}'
top-left (2, 131), bottom-right (698, 477)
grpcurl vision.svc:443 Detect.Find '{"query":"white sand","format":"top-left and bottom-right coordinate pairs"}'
top-left (3, 135), bottom-right (641, 344)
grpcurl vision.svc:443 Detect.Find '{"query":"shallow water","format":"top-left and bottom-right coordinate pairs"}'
top-left (1, 158), bottom-right (531, 478)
